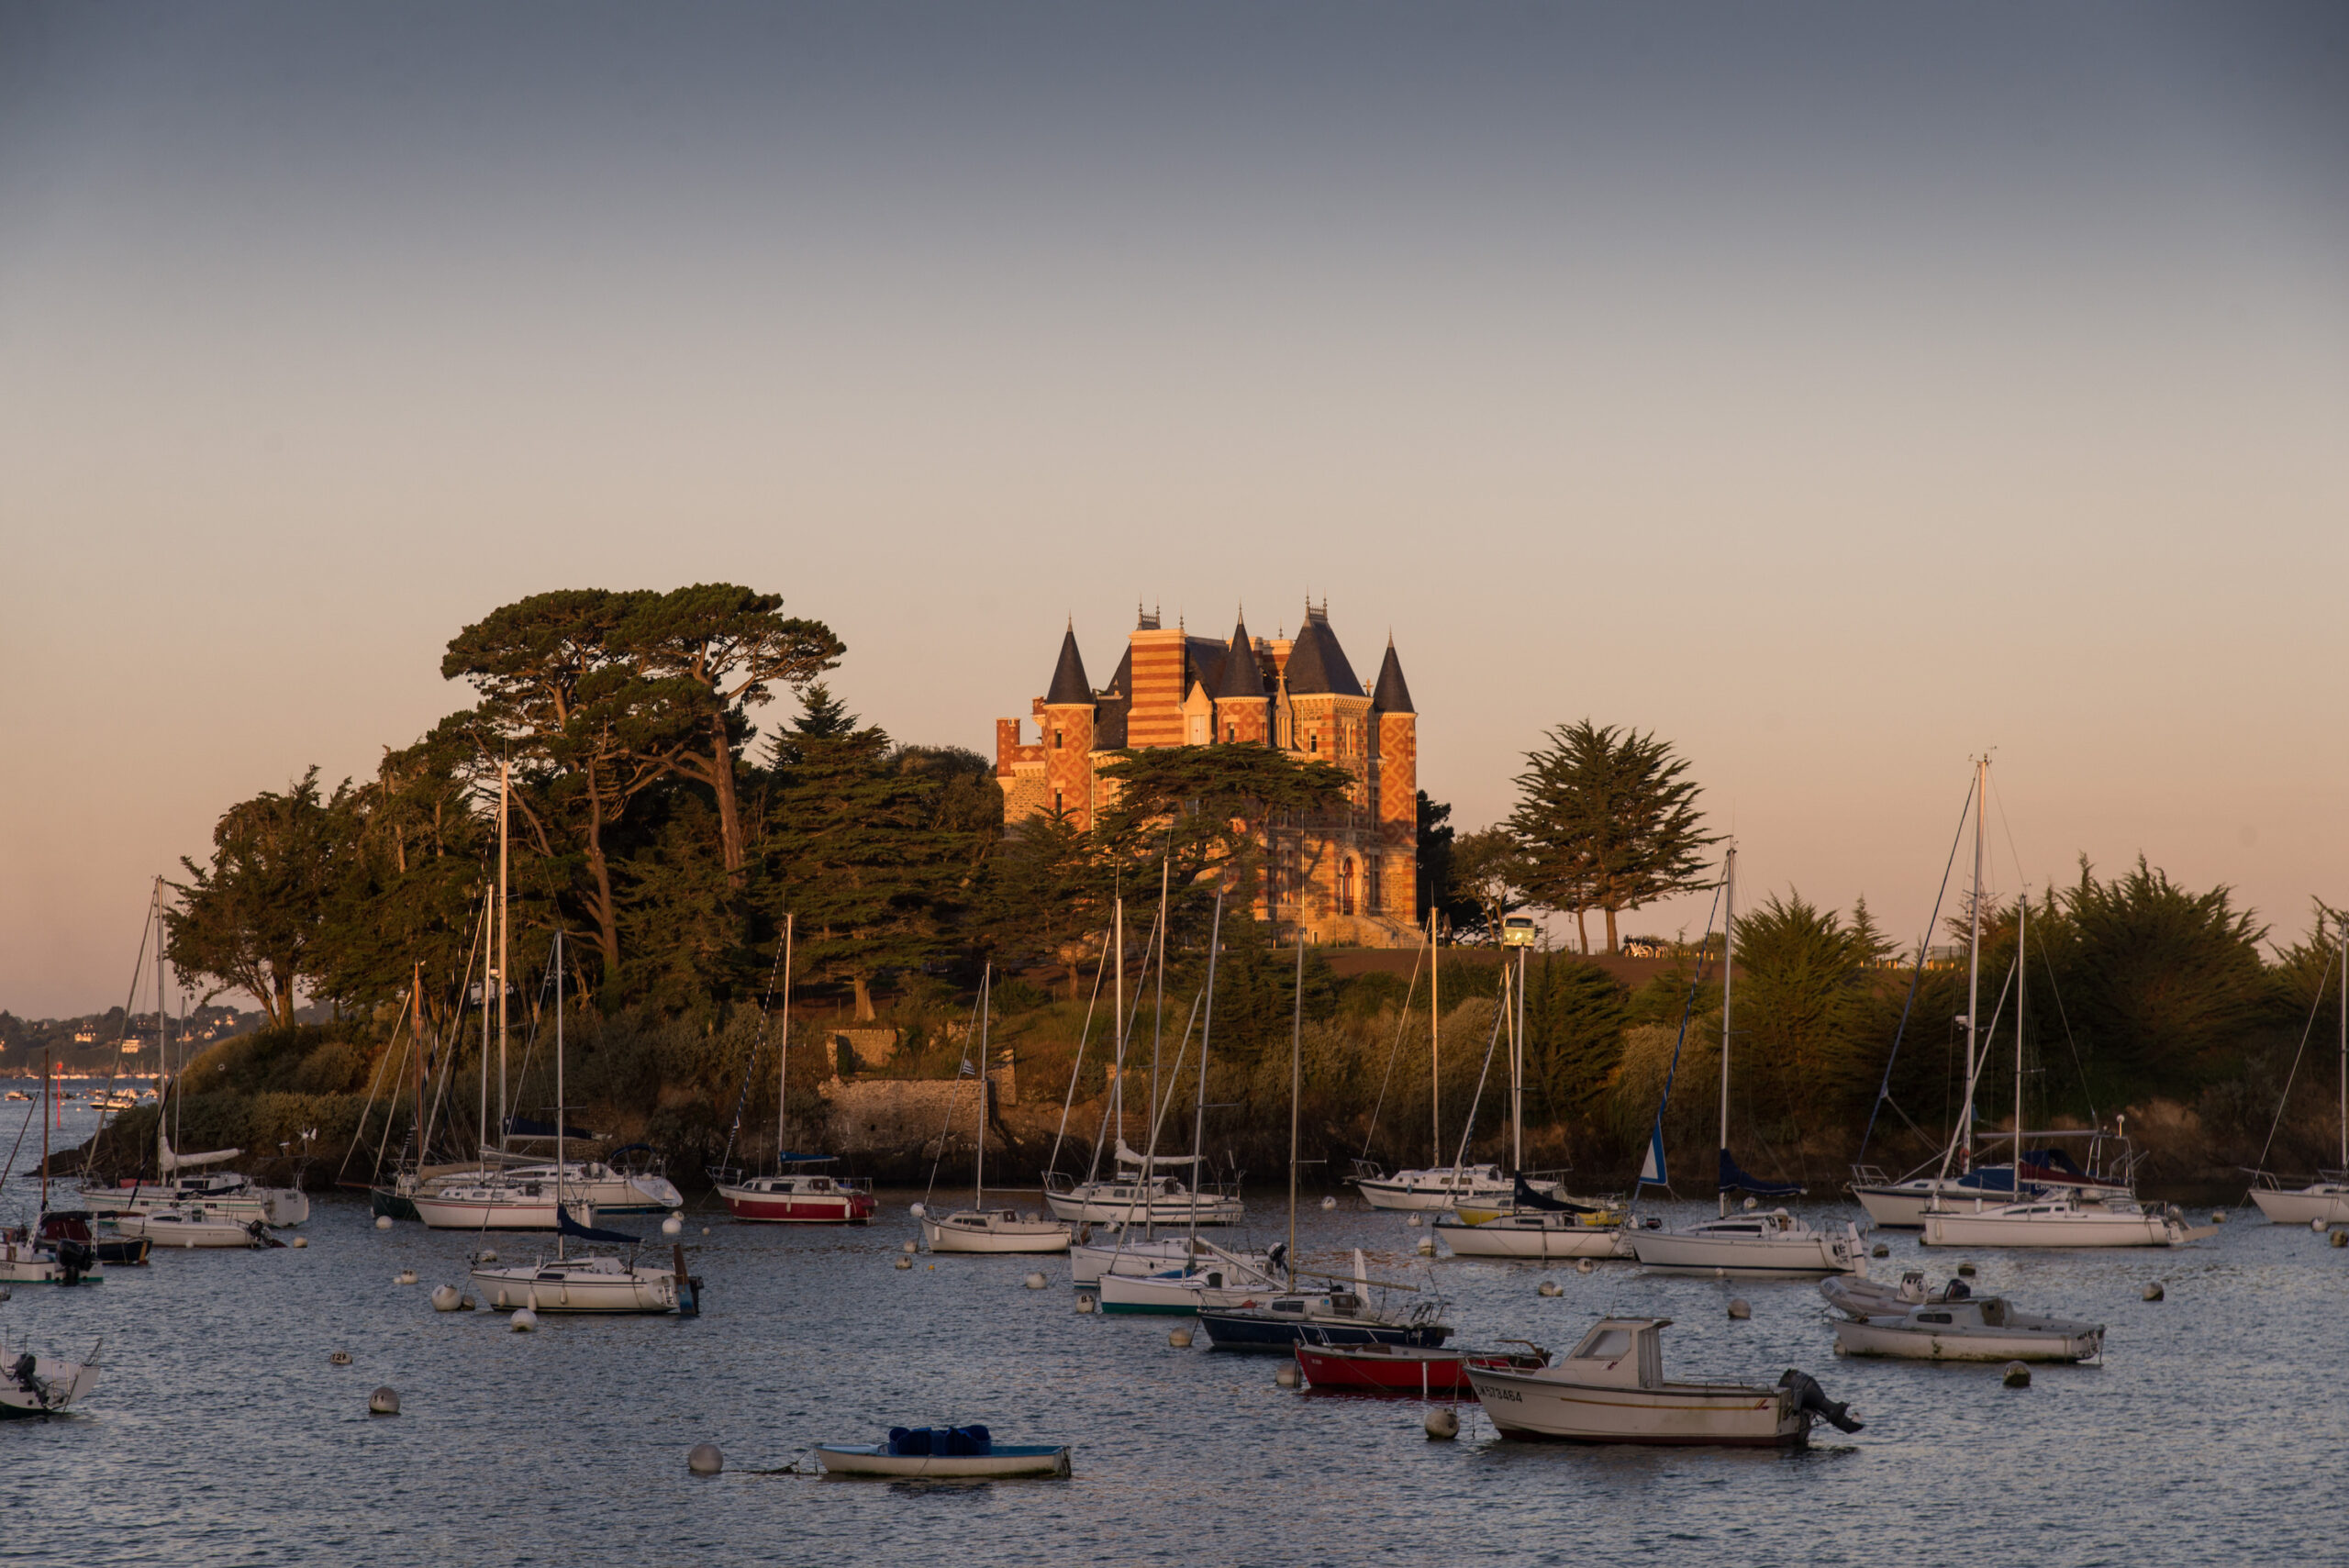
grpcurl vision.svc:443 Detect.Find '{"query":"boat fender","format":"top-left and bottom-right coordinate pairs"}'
top-left (1777, 1369), bottom-right (1863, 1433)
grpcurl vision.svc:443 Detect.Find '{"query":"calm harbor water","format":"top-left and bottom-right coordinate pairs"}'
top-left (6, 1113), bottom-right (2343, 1565)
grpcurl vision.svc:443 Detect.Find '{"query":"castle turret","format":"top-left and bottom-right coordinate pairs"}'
top-left (1212, 613), bottom-right (1269, 743)
top-left (1370, 638), bottom-right (1418, 921)
top-left (1040, 623), bottom-right (1095, 826)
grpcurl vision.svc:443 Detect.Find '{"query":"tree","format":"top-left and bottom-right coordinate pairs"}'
top-left (613, 584), bottom-right (844, 881)
top-left (1449, 827), bottom-right (1531, 943)
top-left (166, 768), bottom-right (355, 1026)
top-left (977, 810), bottom-right (1103, 999)
top-left (1510, 720), bottom-right (1720, 953)
top-left (1731, 891), bottom-right (1893, 1145)
top-left (1092, 745), bottom-right (1353, 926)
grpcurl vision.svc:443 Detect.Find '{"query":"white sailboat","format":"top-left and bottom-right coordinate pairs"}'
top-left (2249, 914), bottom-right (2349, 1227)
top-left (920, 966), bottom-right (1070, 1255)
top-left (1631, 848), bottom-right (1862, 1277)
top-left (470, 931), bottom-right (690, 1314)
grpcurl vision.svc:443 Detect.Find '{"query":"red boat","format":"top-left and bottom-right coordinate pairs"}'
top-left (716, 1170), bottom-right (876, 1224)
top-left (1296, 1340), bottom-right (1548, 1395)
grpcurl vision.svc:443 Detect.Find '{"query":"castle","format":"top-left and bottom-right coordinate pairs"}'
top-left (995, 603), bottom-right (1419, 946)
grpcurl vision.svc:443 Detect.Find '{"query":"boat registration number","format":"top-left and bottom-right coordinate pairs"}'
top-left (1486, 1387), bottom-right (1522, 1402)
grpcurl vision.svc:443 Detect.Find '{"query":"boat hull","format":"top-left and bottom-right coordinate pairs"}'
top-left (1828, 1318), bottom-right (2103, 1362)
top-left (0, 1248), bottom-right (103, 1284)
top-left (1629, 1232), bottom-right (1858, 1277)
top-left (1920, 1208), bottom-right (2185, 1249)
top-left (1296, 1344), bottom-right (1545, 1394)
top-left (921, 1213), bottom-right (1070, 1254)
top-left (2248, 1185), bottom-right (2349, 1228)
top-left (814, 1444), bottom-right (1071, 1478)
top-left (411, 1194), bottom-right (570, 1230)
top-left (1042, 1192), bottom-right (1243, 1226)
top-left (1198, 1311), bottom-right (1451, 1353)
top-left (1469, 1366), bottom-right (1809, 1446)
top-left (1435, 1218), bottom-right (1630, 1260)
top-left (472, 1262), bottom-right (680, 1314)
top-left (716, 1184), bottom-right (874, 1225)
top-left (1069, 1239), bottom-right (1264, 1286)
top-left (1096, 1268), bottom-right (1276, 1315)
top-left (111, 1212), bottom-right (262, 1248)
top-left (0, 1358), bottom-right (98, 1418)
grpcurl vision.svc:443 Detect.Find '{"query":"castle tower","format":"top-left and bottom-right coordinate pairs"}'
top-left (1369, 637), bottom-right (1418, 923)
top-left (1212, 614), bottom-right (1269, 744)
top-left (1040, 623), bottom-right (1096, 827)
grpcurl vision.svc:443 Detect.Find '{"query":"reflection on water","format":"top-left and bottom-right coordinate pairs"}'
top-left (6, 1114), bottom-right (2345, 1566)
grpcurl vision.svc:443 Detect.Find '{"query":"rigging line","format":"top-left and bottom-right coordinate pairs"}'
top-left (1357, 939), bottom-right (1428, 1162)
top-left (1932, 951), bottom-right (2021, 1182)
top-left (1447, 964), bottom-right (1515, 1173)
top-left (503, 936), bottom-right (561, 1136)
top-left (1636, 874), bottom-right (1727, 1195)
top-left (1042, 931), bottom-right (1115, 1184)
top-left (2252, 928), bottom-right (2340, 1174)
top-left (922, 981), bottom-right (989, 1211)
top-left (85, 883), bottom-right (161, 1171)
top-left (1983, 765), bottom-right (2098, 1119)
top-left (715, 920), bottom-right (793, 1182)
top-left (416, 895), bottom-right (494, 1170)
top-left (1857, 772), bottom-right (1976, 1159)
top-left (368, 991), bottom-right (420, 1176)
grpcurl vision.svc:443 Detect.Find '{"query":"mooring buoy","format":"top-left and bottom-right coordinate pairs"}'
top-left (1538, 1280), bottom-right (1563, 1297)
top-left (1871, 1242), bottom-right (1890, 1259)
top-left (1169, 1327), bottom-right (1194, 1348)
top-left (1275, 1364), bottom-right (1299, 1388)
top-left (511, 1307), bottom-right (540, 1331)
top-left (369, 1386), bottom-right (400, 1416)
top-left (374, 1216), bottom-right (394, 1230)
top-left (1024, 1273), bottom-right (1049, 1290)
top-left (662, 1215), bottom-right (683, 1237)
top-left (894, 1255), bottom-right (912, 1270)
top-left (396, 1269), bottom-right (417, 1285)
top-left (292, 1237), bottom-right (308, 1249)
top-left (1075, 1294), bottom-right (1096, 1314)
top-left (1575, 1258), bottom-right (1593, 1273)
top-left (688, 1442), bottom-right (723, 1475)
top-left (1416, 1238), bottom-right (1436, 1257)
top-left (1728, 1297), bottom-right (1752, 1320)
top-left (2003, 1362), bottom-right (2031, 1388)
top-left (2142, 1282), bottom-right (2165, 1301)
top-left (1321, 1195), bottom-right (1337, 1210)
top-left (1956, 1262), bottom-right (1977, 1277)
top-left (328, 1351), bottom-right (352, 1366)
top-left (1424, 1407), bottom-right (1460, 1440)
top-left (430, 1284), bottom-right (461, 1312)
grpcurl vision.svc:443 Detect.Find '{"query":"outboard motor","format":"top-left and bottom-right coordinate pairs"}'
top-left (9, 1352), bottom-right (37, 1391)
top-left (56, 1239), bottom-right (95, 1286)
top-left (1267, 1241), bottom-right (1288, 1274)
top-left (1778, 1369), bottom-right (1865, 1433)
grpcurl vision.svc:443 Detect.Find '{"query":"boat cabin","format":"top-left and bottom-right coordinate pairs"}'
top-left (1560, 1318), bottom-right (1668, 1390)
top-left (1687, 1210), bottom-right (1798, 1238)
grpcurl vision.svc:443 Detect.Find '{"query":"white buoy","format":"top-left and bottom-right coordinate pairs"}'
top-left (1871, 1242), bottom-right (1890, 1259)
top-left (1742, 1196), bottom-right (1758, 1211)
top-left (478, 1249), bottom-right (498, 1264)
top-left (1424, 1407), bottom-right (1459, 1440)
top-left (1728, 1297), bottom-right (1752, 1320)
top-left (430, 1284), bottom-right (462, 1312)
top-left (1575, 1258), bottom-right (1593, 1274)
top-left (292, 1237), bottom-right (308, 1249)
top-left (396, 1269), bottom-right (417, 1285)
top-left (374, 1216), bottom-right (394, 1230)
top-left (1416, 1238), bottom-right (1435, 1257)
top-left (2332, 1230), bottom-right (2348, 1251)
top-left (688, 1442), bottom-right (724, 1475)
top-left (2314, 1217), bottom-right (2329, 1233)
top-left (894, 1255), bottom-right (912, 1270)
top-left (1075, 1294), bottom-right (1096, 1314)
top-left (901, 1240), bottom-right (918, 1254)
top-left (2003, 1362), bottom-right (2031, 1388)
top-left (1537, 1280), bottom-right (1563, 1297)
top-left (1956, 1262), bottom-right (1978, 1277)
top-left (1320, 1195), bottom-right (1337, 1210)
top-left (701, 1227), bottom-right (710, 1236)
top-left (910, 1202), bottom-right (928, 1219)
top-left (2142, 1282), bottom-right (2165, 1301)
top-left (368, 1386), bottom-right (400, 1416)
top-left (1024, 1272), bottom-right (1049, 1290)
top-left (2210, 1208), bottom-right (2228, 1224)
top-left (460, 1294), bottom-right (477, 1310)
top-left (1406, 1215), bottom-right (1422, 1228)
top-left (511, 1307), bottom-right (540, 1331)
top-left (1275, 1364), bottom-right (1299, 1388)
top-left (1169, 1327), bottom-right (1194, 1349)
top-left (328, 1351), bottom-right (352, 1366)
top-left (662, 1215), bottom-right (683, 1237)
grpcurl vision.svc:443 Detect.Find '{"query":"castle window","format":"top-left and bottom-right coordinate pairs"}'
top-left (1053, 789), bottom-right (1063, 814)
top-left (1366, 858), bottom-right (1381, 911)
top-left (1054, 729), bottom-right (1063, 750)
top-left (1308, 732), bottom-right (1318, 754)
top-left (1339, 858), bottom-right (1356, 916)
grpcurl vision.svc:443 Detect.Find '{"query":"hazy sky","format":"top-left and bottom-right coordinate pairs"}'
top-left (4, 3), bottom-right (2344, 1016)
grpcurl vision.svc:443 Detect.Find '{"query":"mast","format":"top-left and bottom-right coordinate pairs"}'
top-left (1189, 891), bottom-right (1224, 1253)
top-left (776, 913), bottom-right (795, 1169)
top-left (1964, 756), bottom-right (1986, 1174)
top-left (156, 880), bottom-right (173, 1166)
top-left (40, 1049), bottom-right (50, 1213)
top-left (497, 759), bottom-right (511, 1155)
top-left (478, 894), bottom-right (491, 1161)
top-left (1149, 860), bottom-right (1168, 1236)
top-left (1112, 897), bottom-right (1125, 1154)
top-left (1719, 844), bottom-right (1736, 1218)
top-left (2015, 892), bottom-right (2027, 1189)
top-left (2338, 909), bottom-right (2345, 1173)
top-left (554, 927), bottom-right (566, 1262)
top-left (1511, 944), bottom-right (1526, 1173)
top-left (974, 964), bottom-right (991, 1209)
top-left (413, 960), bottom-right (427, 1167)
top-left (1429, 911), bottom-right (1442, 1170)
top-left (1288, 927), bottom-right (1304, 1287)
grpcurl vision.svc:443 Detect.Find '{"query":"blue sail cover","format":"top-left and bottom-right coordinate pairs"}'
top-left (556, 1205), bottom-right (640, 1245)
top-left (1718, 1149), bottom-right (1803, 1198)
top-left (1638, 1122), bottom-right (1669, 1191)
top-left (1514, 1174), bottom-right (1602, 1216)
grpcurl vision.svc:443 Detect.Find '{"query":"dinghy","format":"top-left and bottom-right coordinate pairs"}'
top-left (1466, 1318), bottom-right (1861, 1447)
top-left (1820, 1272), bottom-right (2104, 1362)
top-left (815, 1425), bottom-right (1072, 1479)
top-left (1295, 1339), bottom-right (1546, 1395)
top-left (0, 1338), bottom-right (100, 1419)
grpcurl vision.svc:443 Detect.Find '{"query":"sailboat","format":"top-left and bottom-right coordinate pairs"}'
top-left (1199, 930), bottom-right (1453, 1351)
top-left (2248, 913), bottom-right (2349, 1227)
top-left (1629, 847), bottom-right (1865, 1277)
top-left (4, 1053), bottom-right (107, 1284)
top-left (469, 930), bottom-right (696, 1314)
top-left (716, 915), bottom-right (876, 1225)
top-left (1350, 914), bottom-right (1561, 1212)
top-left (0, 1334), bottom-right (102, 1419)
top-left (919, 966), bottom-right (1070, 1255)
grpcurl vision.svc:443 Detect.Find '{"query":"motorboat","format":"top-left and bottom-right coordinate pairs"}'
top-left (1200, 1289), bottom-right (1452, 1352)
top-left (1, 1337), bottom-right (101, 1419)
top-left (113, 1205), bottom-right (274, 1249)
top-left (919, 1207), bottom-right (1070, 1254)
top-left (1820, 1272), bottom-right (2104, 1362)
top-left (37, 1210), bottom-right (147, 1267)
top-left (1630, 1210), bottom-right (1865, 1277)
top-left (716, 1164), bottom-right (875, 1225)
top-left (1920, 1195), bottom-right (2198, 1249)
top-left (815, 1426), bottom-right (1071, 1479)
top-left (1295, 1339), bottom-right (1547, 1395)
top-left (0, 1230), bottom-right (102, 1285)
top-left (1467, 1318), bottom-right (1860, 1447)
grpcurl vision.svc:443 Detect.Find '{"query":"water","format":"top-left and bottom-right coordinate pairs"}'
top-left (6, 1108), bottom-right (2343, 1565)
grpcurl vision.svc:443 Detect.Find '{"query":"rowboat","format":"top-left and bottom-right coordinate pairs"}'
top-left (1200, 1288), bottom-right (1453, 1352)
top-left (1820, 1273), bottom-right (2104, 1362)
top-left (1295, 1340), bottom-right (1546, 1395)
top-left (1466, 1318), bottom-right (1861, 1447)
top-left (816, 1426), bottom-right (1071, 1479)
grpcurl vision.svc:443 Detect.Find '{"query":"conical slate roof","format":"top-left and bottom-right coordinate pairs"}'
top-left (1369, 639), bottom-right (1415, 714)
top-left (1215, 617), bottom-right (1266, 699)
top-left (1044, 624), bottom-right (1091, 705)
top-left (1282, 604), bottom-right (1364, 696)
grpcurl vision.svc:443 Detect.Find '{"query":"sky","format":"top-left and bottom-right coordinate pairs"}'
top-left (3, 2), bottom-right (2345, 1017)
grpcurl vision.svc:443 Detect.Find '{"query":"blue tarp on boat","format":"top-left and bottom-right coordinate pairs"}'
top-left (556, 1205), bottom-right (640, 1245)
top-left (1718, 1149), bottom-right (1804, 1198)
top-left (887, 1425), bottom-right (992, 1457)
